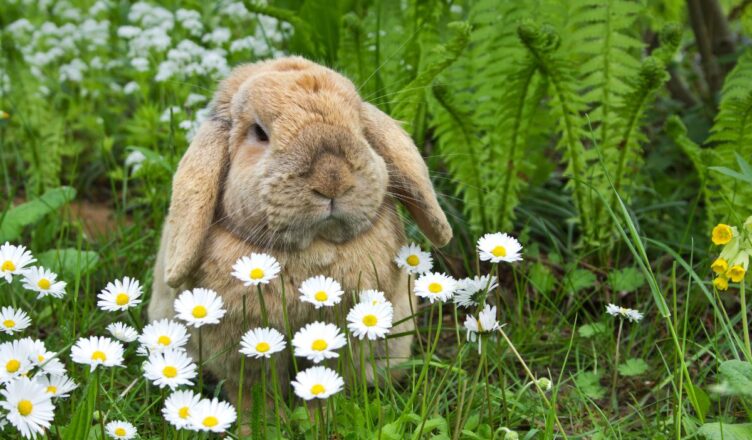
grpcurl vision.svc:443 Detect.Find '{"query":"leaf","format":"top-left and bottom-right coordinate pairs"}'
top-left (62, 375), bottom-right (96, 439)
top-left (574, 371), bottom-right (605, 399)
top-left (698, 423), bottom-right (752, 440)
top-left (708, 166), bottom-right (752, 185)
top-left (529, 263), bottom-right (555, 294)
top-left (690, 384), bottom-right (711, 421)
top-left (578, 322), bottom-right (606, 338)
top-left (608, 267), bottom-right (645, 293)
top-left (564, 268), bottom-right (596, 293)
top-left (0, 186), bottom-right (76, 241)
top-left (36, 248), bottom-right (100, 278)
top-left (618, 358), bottom-right (648, 377)
top-left (718, 360), bottom-right (752, 397)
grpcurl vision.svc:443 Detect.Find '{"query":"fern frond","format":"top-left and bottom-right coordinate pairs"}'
top-left (429, 84), bottom-right (490, 232)
top-left (518, 20), bottom-right (595, 242)
top-left (706, 49), bottom-right (752, 219)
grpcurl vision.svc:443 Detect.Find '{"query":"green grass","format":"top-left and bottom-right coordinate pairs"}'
top-left (2, 0), bottom-right (752, 439)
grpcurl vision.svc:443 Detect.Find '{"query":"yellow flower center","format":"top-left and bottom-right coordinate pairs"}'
top-left (1, 260), bottom-right (16, 272)
top-left (256, 342), bottom-right (270, 353)
top-left (3, 319), bottom-right (15, 328)
top-left (46, 385), bottom-right (57, 394)
top-left (192, 305), bottom-right (207, 318)
top-left (711, 258), bottom-right (729, 275)
top-left (250, 268), bottom-right (265, 280)
top-left (37, 355), bottom-right (45, 362)
top-left (91, 350), bottom-right (107, 362)
top-left (163, 366), bottom-right (178, 378)
top-left (311, 339), bottom-right (328, 351)
top-left (115, 293), bottom-right (130, 306)
top-left (712, 224), bottom-right (733, 245)
top-left (728, 265), bottom-right (747, 283)
top-left (157, 335), bottom-right (171, 346)
top-left (362, 314), bottom-right (378, 327)
top-left (17, 400), bottom-right (32, 416)
top-left (178, 406), bottom-right (190, 419)
top-left (6, 359), bottom-right (20, 373)
top-left (491, 245), bottom-right (507, 257)
top-left (114, 427), bottom-right (126, 436)
top-left (406, 255), bottom-right (420, 266)
top-left (311, 384), bottom-right (326, 395)
top-left (428, 282), bottom-right (443, 293)
top-left (314, 291), bottom-right (328, 302)
top-left (202, 416), bottom-right (219, 427)
top-left (37, 278), bottom-right (51, 290)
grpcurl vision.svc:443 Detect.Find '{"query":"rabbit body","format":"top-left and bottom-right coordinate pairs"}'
top-left (147, 57), bottom-right (451, 411)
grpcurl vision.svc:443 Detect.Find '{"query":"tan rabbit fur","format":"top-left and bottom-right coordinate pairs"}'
top-left (148, 56), bottom-right (452, 412)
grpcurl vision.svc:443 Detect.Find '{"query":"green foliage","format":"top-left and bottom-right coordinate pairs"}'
top-left (37, 248), bottom-right (99, 278)
top-left (608, 267), bottom-right (646, 293)
top-left (698, 423), bottom-right (752, 440)
top-left (0, 186), bottom-right (76, 241)
top-left (618, 357), bottom-right (649, 376)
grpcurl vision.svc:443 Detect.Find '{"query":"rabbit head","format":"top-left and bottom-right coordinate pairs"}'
top-left (164, 57), bottom-right (451, 287)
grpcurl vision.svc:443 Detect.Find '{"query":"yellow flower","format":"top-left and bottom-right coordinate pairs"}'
top-left (712, 224), bottom-right (734, 245)
top-left (711, 258), bottom-right (728, 275)
top-left (713, 276), bottom-right (729, 291)
top-left (727, 265), bottom-right (746, 283)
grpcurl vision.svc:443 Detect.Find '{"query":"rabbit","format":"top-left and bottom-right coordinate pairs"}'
top-left (147, 56), bottom-right (452, 414)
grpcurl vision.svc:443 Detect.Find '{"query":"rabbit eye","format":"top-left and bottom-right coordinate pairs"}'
top-left (251, 123), bottom-right (269, 143)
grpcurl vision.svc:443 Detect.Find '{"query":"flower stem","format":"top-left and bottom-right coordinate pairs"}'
top-left (611, 318), bottom-right (623, 409)
top-left (257, 284), bottom-right (268, 326)
top-left (740, 280), bottom-right (751, 360)
top-left (406, 275), bottom-right (424, 352)
top-left (237, 294), bottom-right (247, 437)
top-left (198, 326), bottom-right (203, 393)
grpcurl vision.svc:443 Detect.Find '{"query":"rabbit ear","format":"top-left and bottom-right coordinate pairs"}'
top-left (164, 117), bottom-right (229, 287)
top-left (362, 103), bottom-right (452, 247)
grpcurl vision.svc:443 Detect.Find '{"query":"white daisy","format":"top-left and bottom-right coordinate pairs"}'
top-left (394, 243), bottom-right (433, 274)
top-left (0, 377), bottom-right (54, 439)
top-left (0, 306), bottom-right (31, 335)
top-left (605, 304), bottom-right (644, 322)
top-left (21, 338), bottom-right (65, 376)
top-left (0, 242), bottom-right (36, 283)
top-left (464, 303), bottom-right (501, 344)
top-left (21, 266), bottom-right (66, 299)
top-left (105, 420), bottom-right (137, 439)
top-left (346, 302), bottom-right (393, 340)
top-left (97, 277), bottom-right (143, 311)
top-left (143, 348), bottom-right (197, 390)
top-left (414, 272), bottom-right (457, 303)
top-left (298, 275), bottom-right (344, 309)
top-left (231, 253), bottom-right (281, 286)
top-left (34, 374), bottom-right (78, 398)
top-left (454, 275), bottom-right (498, 308)
top-left (358, 289), bottom-right (391, 308)
top-left (163, 390), bottom-right (201, 429)
top-left (239, 327), bottom-right (286, 359)
top-left (174, 288), bottom-right (226, 328)
top-left (137, 319), bottom-right (190, 355)
top-left (0, 340), bottom-right (32, 383)
top-left (477, 232), bottom-right (523, 263)
top-left (189, 398), bottom-right (237, 433)
top-left (107, 322), bottom-right (139, 343)
top-left (292, 322), bottom-right (347, 363)
top-left (291, 366), bottom-right (344, 400)
top-left (71, 336), bottom-right (125, 371)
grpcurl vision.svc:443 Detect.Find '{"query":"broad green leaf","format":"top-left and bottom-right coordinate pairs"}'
top-left (718, 360), bottom-right (752, 397)
top-left (608, 267), bottom-right (645, 293)
top-left (529, 263), bottom-right (555, 294)
top-left (709, 166), bottom-right (752, 184)
top-left (36, 248), bottom-right (99, 278)
top-left (698, 423), bottom-right (752, 440)
top-left (0, 186), bottom-right (76, 241)
top-left (618, 358), bottom-right (648, 376)
top-left (578, 322), bottom-right (606, 338)
top-left (564, 268), bottom-right (596, 293)
top-left (690, 384), bottom-right (711, 421)
top-left (574, 371), bottom-right (605, 399)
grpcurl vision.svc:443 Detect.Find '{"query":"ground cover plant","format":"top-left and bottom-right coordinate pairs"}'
top-left (1, 0), bottom-right (752, 438)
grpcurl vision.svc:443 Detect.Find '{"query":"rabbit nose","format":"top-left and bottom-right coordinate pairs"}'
top-left (310, 153), bottom-right (354, 200)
